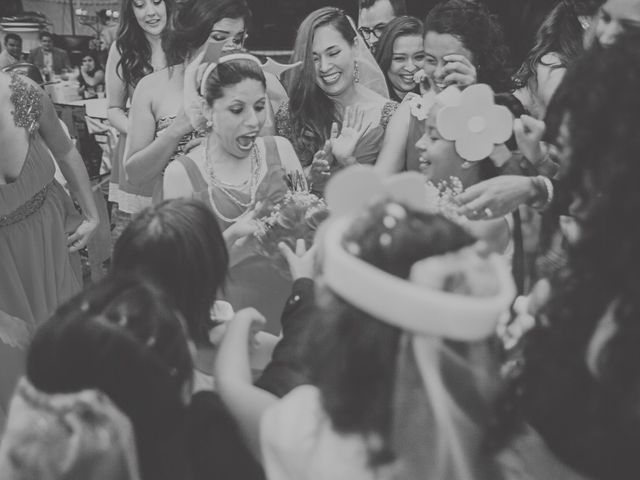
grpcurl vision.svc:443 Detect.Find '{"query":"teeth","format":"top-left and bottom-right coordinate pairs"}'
top-left (322, 73), bottom-right (340, 83)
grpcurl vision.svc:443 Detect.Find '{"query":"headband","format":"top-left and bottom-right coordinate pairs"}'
top-left (323, 165), bottom-right (516, 340)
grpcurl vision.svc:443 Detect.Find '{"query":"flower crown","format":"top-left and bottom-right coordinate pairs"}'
top-left (322, 165), bottom-right (516, 340)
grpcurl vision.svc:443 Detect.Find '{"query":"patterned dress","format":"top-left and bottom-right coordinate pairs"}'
top-left (0, 73), bottom-right (83, 414)
top-left (275, 100), bottom-right (398, 167)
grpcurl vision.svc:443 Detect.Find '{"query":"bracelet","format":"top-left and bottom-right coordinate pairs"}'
top-left (529, 176), bottom-right (554, 211)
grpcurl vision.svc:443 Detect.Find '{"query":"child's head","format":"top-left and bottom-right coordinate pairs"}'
top-left (306, 199), bottom-right (479, 465)
top-left (113, 199), bottom-right (228, 347)
top-left (26, 275), bottom-right (193, 480)
top-left (415, 87), bottom-right (523, 188)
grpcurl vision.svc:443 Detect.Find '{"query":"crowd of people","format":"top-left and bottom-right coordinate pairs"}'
top-left (1, 0), bottom-right (640, 478)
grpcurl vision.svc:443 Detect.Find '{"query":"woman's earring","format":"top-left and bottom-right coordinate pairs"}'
top-left (354, 61), bottom-right (360, 84)
top-left (206, 119), bottom-right (213, 129)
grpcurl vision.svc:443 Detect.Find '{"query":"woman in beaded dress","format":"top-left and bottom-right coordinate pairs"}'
top-left (0, 72), bottom-right (99, 421)
top-left (163, 54), bottom-right (303, 334)
top-left (275, 7), bottom-right (397, 193)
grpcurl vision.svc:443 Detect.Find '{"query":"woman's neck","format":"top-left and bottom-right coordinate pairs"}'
top-left (146, 34), bottom-right (166, 70)
top-left (330, 82), bottom-right (360, 109)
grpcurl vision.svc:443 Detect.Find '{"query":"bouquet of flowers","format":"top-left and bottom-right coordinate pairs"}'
top-left (424, 176), bottom-right (467, 225)
top-left (254, 187), bottom-right (329, 278)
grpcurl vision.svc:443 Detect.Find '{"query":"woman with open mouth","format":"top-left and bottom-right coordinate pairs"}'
top-left (162, 52), bottom-right (303, 334)
top-left (375, 0), bottom-right (513, 176)
top-left (124, 0), bottom-right (252, 206)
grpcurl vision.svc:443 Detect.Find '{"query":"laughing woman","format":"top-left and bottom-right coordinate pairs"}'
top-left (163, 53), bottom-right (303, 333)
top-left (374, 16), bottom-right (426, 103)
top-left (276, 7), bottom-right (397, 192)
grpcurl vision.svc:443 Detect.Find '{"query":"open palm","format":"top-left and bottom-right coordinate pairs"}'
top-left (330, 105), bottom-right (369, 166)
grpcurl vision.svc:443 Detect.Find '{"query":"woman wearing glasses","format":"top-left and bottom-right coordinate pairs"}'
top-left (124, 0), bottom-right (251, 206)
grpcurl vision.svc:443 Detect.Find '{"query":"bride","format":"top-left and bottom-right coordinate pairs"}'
top-left (164, 51), bottom-right (303, 334)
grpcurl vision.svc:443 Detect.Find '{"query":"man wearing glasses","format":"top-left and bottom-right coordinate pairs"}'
top-left (358, 0), bottom-right (406, 52)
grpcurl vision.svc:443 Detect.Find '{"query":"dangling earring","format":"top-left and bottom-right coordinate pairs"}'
top-left (353, 60), bottom-right (360, 84)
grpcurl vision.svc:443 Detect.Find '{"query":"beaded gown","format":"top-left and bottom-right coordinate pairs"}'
top-left (173, 136), bottom-right (291, 334)
top-left (0, 73), bottom-right (83, 417)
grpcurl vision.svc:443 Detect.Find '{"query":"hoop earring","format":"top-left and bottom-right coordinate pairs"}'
top-left (354, 61), bottom-right (360, 83)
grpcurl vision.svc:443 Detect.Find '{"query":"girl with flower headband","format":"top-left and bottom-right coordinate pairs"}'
top-left (123, 0), bottom-right (252, 208)
top-left (214, 166), bottom-right (516, 480)
top-left (376, 0), bottom-right (512, 176)
top-left (163, 50), bottom-right (304, 334)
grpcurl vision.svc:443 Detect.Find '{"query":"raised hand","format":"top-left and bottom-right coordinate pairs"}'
top-left (278, 239), bottom-right (318, 280)
top-left (308, 140), bottom-right (332, 190)
top-left (514, 115), bottom-right (546, 165)
top-left (438, 54), bottom-right (477, 90)
top-left (329, 105), bottom-right (370, 166)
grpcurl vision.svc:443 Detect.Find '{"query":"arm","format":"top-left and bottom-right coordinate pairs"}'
top-left (39, 87), bottom-right (99, 250)
top-left (124, 80), bottom-right (192, 186)
top-left (274, 136), bottom-right (303, 173)
top-left (215, 308), bottom-right (279, 462)
top-left (374, 101), bottom-right (410, 176)
top-left (162, 157), bottom-right (194, 199)
top-left (105, 43), bottom-right (129, 134)
top-left (80, 69), bottom-right (105, 88)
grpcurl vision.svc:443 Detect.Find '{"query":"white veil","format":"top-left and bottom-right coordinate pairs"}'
top-left (347, 15), bottom-right (390, 99)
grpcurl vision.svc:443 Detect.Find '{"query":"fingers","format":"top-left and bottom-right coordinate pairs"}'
top-left (295, 238), bottom-right (306, 256)
top-left (330, 121), bottom-right (339, 139)
top-left (443, 54), bottom-right (474, 68)
top-left (442, 72), bottom-right (475, 88)
top-left (454, 183), bottom-right (483, 206)
top-left (278, 241), bottom-right (296, 264)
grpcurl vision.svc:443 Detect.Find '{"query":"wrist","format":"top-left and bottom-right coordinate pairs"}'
top-left (528, 176), bottom-right (554, 211)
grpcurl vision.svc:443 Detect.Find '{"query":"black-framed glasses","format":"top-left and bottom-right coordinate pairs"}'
top-left (358, 24), bottom-right (387, 40)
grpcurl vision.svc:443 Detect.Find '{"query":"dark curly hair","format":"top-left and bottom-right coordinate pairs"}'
top-left (424, 0), bottom-right (513, 93)
top-left (520, 37), bottom-right (640, 479)
top-left (305, 201), bottom-right (482, 468)
top-left (512, 0), bottom-right (584, 90)
top-left (115, 0), bottom-right (175, 88)
top-left (162, 0), bottom-right (252, 67)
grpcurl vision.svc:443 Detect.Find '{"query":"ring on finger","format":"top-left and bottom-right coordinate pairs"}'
top-left (484, 207), bottom-right (493, 218)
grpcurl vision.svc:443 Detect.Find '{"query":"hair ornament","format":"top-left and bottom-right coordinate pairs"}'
top-left (435, 84), bottom-right (513, 166)
top-left (322, 165), bottom-right (516, 341)
top-left (196, 40), bottom-right (301, 97)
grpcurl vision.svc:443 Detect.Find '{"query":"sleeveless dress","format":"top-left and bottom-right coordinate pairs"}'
top-left (0, 74), bottom-right (83, 415)
top-left (174, 136), bottom-right (291, 334)
top-left (275, 100), bottom-right (398, 167)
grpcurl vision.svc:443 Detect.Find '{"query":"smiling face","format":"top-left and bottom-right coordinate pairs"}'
top-left (209, 17), bottom-right (247, 52)
top-left (209, 78), bottom-right (267, 158)
top-left (423, 31), bottom-right (474, 93)
top-left (387, 34), bottom-right (426, 98)
top-left (132, 0), bottom-right (167, 37)
top-left (593, 0), bottom-right (640, 46)
top-left (312, 24), bottom-right (357, 98)
top-left (415, 103), bottom-right (481, 187)
top-left (5, 37), bottom-right (22, 59)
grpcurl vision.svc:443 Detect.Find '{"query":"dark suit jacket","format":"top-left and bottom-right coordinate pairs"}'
top-left (28, 46), bottom-right (71, 74)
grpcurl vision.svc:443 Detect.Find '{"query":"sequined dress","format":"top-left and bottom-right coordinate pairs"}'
top-left (0, 74), bottom-right (83, 414)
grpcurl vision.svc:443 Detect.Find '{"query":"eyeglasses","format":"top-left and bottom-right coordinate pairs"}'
top-left (358, 24), bottom-right (387, 41)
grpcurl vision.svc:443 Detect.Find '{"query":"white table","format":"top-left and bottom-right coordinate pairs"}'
top-left (70, 98), bottom-right (108, 120)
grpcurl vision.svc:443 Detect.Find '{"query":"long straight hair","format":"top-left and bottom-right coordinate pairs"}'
top-left (285, 7), bottom-right (357, 163)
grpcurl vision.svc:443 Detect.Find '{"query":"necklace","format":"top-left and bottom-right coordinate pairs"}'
top-left (203, 137), bottom-right (262, 223)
